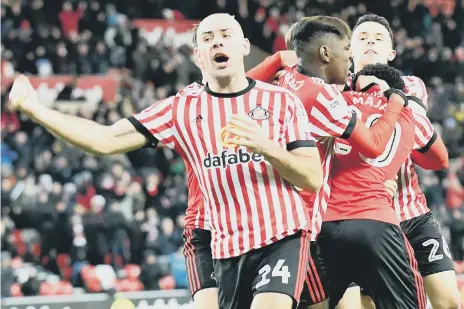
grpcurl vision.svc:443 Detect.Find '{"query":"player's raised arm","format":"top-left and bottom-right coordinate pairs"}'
top-left (245, 51), bottom-right (297, 82)
top-left (9, 75), bottom-right (156, 156)
top-left (342, 65), bottom-right (410, 158)
top-left (344, 87), bottom-right (407, 158)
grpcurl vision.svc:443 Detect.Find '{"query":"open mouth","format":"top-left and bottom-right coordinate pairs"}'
top-left (214, 53), bottom-right (229, 64)
top-left (365, 50), bottom-right (377, 54)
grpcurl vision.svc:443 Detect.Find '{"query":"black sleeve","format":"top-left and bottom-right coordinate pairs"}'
top-left (127, 116), bottom-right (159, 148)
top-left (416, 131), bottom-right (437, 153)
top-left (340, 111), bottom-right (357, 139)
top-left (407, 95), bottom-right (427, 112)
top-left (287, 140), bottom-right (316, 151)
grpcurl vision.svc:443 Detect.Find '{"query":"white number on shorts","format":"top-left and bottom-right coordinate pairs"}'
top-left (255, 259), bottom-right (291, 289)
top-left (422, 239), bottom-right (443, 262)
top-left (442, 236), bottom-right (452, 260)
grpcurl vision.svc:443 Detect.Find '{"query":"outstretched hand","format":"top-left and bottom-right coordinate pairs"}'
top-left (8, 74), bottom-right (39, 116)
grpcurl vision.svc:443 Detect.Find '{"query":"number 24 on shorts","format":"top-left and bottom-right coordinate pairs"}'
top-left (255, 259), bottom-right (291, 289)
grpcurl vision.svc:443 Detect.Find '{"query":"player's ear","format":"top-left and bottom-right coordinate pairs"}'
top-left (243, 38), bottom-right (251, 56)
top-left (319, 45), bottom-right (331, 63)
top-left (194, 48), bottom-right (206, 69)
top-left (387, 49), bottom-right (396, 62)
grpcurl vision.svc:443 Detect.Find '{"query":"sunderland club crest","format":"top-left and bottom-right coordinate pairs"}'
top-left (248, 105), bottom-right (270, 120)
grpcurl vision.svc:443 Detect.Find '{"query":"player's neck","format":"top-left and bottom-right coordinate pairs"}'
top-left (353, 62), bottom-right (364, 74)
top-left (207, 73), bottom-right (250, 94)
top-left (297, 59), bottom-right (327, 82)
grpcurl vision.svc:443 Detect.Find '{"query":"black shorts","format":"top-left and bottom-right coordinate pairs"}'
top-left (401, 212), bottom-right (455, 277)
top-left (183, 228), bottom-right (216, 297)
top-left (317, 220), bottom-right (427, 309)
top-left (298, 241), bottom-right (330, 307)
top-left (214, 231), bottom-right (310, 309)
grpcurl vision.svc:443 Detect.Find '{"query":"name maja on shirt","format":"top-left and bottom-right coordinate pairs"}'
top-left (348, 90), bottom-right (387, 111)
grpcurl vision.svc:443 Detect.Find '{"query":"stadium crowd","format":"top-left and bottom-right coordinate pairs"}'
top-left (1, 0), bottom-right (463, 297)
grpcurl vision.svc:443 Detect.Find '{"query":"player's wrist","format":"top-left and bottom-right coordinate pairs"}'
top-left (384, 89), bottom-right (408, 107)
top-left (17, 102), bottom-right (35, 118)
top-left (22, 100), bottom-right (45, 121)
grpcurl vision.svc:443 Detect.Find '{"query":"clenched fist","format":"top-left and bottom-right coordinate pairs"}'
top-left (8, 75), bottom-right (38, 116)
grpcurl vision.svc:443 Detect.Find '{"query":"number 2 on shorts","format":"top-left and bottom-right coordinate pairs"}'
top-left (255, 259), bottom-right (291, 289)
top-left (422, 236), bottom-right (453, 262)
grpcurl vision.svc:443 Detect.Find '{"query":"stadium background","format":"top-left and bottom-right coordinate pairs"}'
top-left (0, 0), bottom-right (463, 308)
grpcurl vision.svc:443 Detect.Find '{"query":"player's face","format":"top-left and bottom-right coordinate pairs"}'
top-left (326, 36), bottom-right (352, 85)
top-left (194, 14), bottom-right (250, 78)
top-left (351, 21), bottom-right (396, 72)
top-left (192, 51), bottom-right (212, 84)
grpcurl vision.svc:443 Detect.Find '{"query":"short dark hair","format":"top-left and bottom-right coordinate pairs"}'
top-left (291, 16), bottom-right (351, 57)
top-left (191, 23), bottom-right (200, 47)
top-left (354, 14), bottom-right (394, 44)
top-left (352, 63), bottom-right (404, 90)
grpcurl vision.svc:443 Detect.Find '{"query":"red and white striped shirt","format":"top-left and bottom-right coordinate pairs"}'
top-left (179, 82), bottom-right (210, 231)
top-left (185, 161), bottom-right (210, 230)
top-left (278, 65), bottom-right (356, 240)
top-left (326, 87), bottom-right (433, 225)
top-left (129, 79), bottom-right (316, 259)
top-left (395, 76), bottom-right (433, 221)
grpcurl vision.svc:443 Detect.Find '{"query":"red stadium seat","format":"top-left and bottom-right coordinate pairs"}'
top-left (39, 282), bottom-right (53, 296)
top-left (57, 281), bottom-right (73, 295)
top-left (86, 278), bottom-right (102, 293)
top-left (158, 275), bottom-right (175, 290)
top-left (129, 279), bottom-right (143, 292)
top-left (10, 283), bottom-right (23, 297)
top-left (57, 254), bottom-right (71, 269)
top-left (116, 278), bottom-right (143, 292)
top-left (115, 279), bottom-right (127, 292)
top-left (81, 265), bottom-right (96, 281)
top-left (125, 264), bottom-right (141, 279)
top-left (81, 265), bottom-right (102, 292)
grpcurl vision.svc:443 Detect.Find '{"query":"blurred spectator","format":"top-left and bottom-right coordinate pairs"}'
top-left (168, 247), bottom-right (189, 289)
top-left (59, 2), bottom-right (84, 37)
top-left (449, 209), bottom-right (464, 260)
top-left (155, 217), bottom-right (183, 255)
top-left (1, 252), bottom-right (15, 297)
top-left (139, 251), bottom-right (165, 290)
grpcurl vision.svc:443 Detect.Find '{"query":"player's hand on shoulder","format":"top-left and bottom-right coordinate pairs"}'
top-left (226, 114), bottom-right (275, 155)
top-left (9, 74), bottom-right (39, 116)
top-left (272, 70), bottom-right (286, 85)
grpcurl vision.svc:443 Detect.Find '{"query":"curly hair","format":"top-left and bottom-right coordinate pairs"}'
top-left (352, 63), bottom-right (405, 90)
